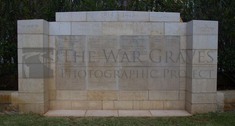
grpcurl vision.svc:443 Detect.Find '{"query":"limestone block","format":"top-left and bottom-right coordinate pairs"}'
top-left (133, 22), bottom-right (164, 35)
top-left (19, 103), bottom-right (47, 114)
top-left (119, 91), bottom-right (148, 101)
top-left (187, 79), bottom-right (217, 93)
top-left (187, 20), bottom-right (218, 35)
top-left (71, 101), bottom-right (102, 110)
top-left (50, 100), bottom-right (71, 110)
top-left (180, 36), bottom-right (187, 49)
top-left (72, 22), bottom-right (102, 35)
top-left (179, 78), bottom-right (186, 90)
top-left (87, 11), bottom-right (118, 21)
top-left (19, 79), bottom-right (44, 93)
top-left (103, 101), bottom-right (114, 110)
top-left (192, 35), bottom-right (218, 50)
top-left (49, 90), bottom-right (56, 100)
top-left (18, 93), bottom-right (44, 103)
top-left (114, 101), bottom-right (133, 109)
top-left (102, 22), bottom-right (133, 35)
top-left (56, 12), bottom-right (86, 22)
top-left (186, 102), bottom-right (217, 114)
top-left (164, 101), bottom-right (185, 110)
top-left (56, 90), bottom-right (87, 100)
top-left (179, 91), bottom-right (186, 100)
top-left (191, 50), bottom-right (217, 65)
top-left (56, 67), bottom-right (86, 90)
top-left (133, 101), bottom-right (164, 110)
top-left (87, 91), bottom-right (118, 100)
top-left (18, 20), bottom-right (48, 34)
top-left (149, 91), bottom-right (179, 100)
top-left (18, 48), bottom-right (52, 64)
top-left (187, 93), bottom-right (217, 104)
top-left (165, 23), bottom-right (186, 35)
top-left (18, 63), bottom-right (52, 79)
top-left (49, 22), bottom-right (71, 35)
top-left (118, 11), bottom-right (149, 21)
top-left (186, 65), bottom-right (217, 79)
top-left (18, 34), bottom-right (48, 49)
top-left (150, 12), bottom-right (180, 22)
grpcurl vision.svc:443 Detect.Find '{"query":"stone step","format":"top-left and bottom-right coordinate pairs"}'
top-left (45, 110), bottom-right (191, 117)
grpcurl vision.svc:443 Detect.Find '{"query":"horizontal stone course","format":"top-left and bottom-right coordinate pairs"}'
top-left (56, 11), bottom-right (180, 22)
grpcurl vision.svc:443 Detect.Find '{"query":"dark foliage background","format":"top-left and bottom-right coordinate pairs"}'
top-left (0, 0), bottom-right (234, 90)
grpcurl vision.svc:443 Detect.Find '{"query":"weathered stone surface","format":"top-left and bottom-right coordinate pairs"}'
top-left (56, 12), bottom-right (86, 22)
top-left (18, 20), bottom-right (48, 34)
top-left (187, 20), bottom-right (218, 35)
top-left (49, 22), bottom-right (71, 35)
top-left (150, 12), bottom-right (180, 22)
top-left (17, 11), bottom-right (219, 114)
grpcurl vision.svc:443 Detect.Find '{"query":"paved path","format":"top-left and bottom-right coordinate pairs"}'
top-left (45, 110), bottom-right (191, 117)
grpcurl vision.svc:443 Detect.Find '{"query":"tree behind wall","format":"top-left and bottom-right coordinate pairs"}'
top-left (0, 0), bottom-right (234, 90)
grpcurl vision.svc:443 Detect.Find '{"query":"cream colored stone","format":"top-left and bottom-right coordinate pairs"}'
top-left (18, 20), bottom-right (48, 34)
top-left (119, 91), bottom-right (148, 101)
top-left (179, 91), bottom-right (186, 100)
top-left (118, 11), bottom-right (149, 21)
top-left (189, 79), bottom-right (217, 93)
top-left (49, 22), bottom-right (71, 35)
top-left (19, 103), bottom-right (47, 114)
top-left (187, 20), bottom-right (218, 35)
top-left (18, 34), bottom-right (48, 49)
top-left (86, 110), bottom-right (118, 117)
top-left (180, 36), bottom-right (187, 49)
top-left (72, 22), bottom-right (102, 35)
top-left (102, 22), bottom-right (133, 35)
top-left (88, 91), bottom-right (117, 100)
top-left (56, 90), bottom-right (87, 100)
top-left (164, 101), bottom-right (185, 110)
top-left (71, 101), bottom-right (102, 110)
top-left (118, 110), bottom-right (151, 117)
top-left (19, 79), bottom-right (44, 93)
top-left (186, 102), bottom-right (217, 114)
top-left (87, 11), bottom-right (118, 21)
top-left (149, 91), bottom-right (179, 100)
top-left (114, 101), bottom-right (133, 109)
top-left (150, 12), bottom-right (180, 22)
top-left (165, 23), bottom-right (186, 35)
top-left (56, 12), bottom-right (86, 22)
top-left (18, 92), bottom-right (44, 104)
top-left (103, 101), bottom-right (114, 110)
top-left (188, 93), bottom-right (217, 104)
top-left (133, 101), bottom-right (164, 110)
top-left (132, 22), bottom-right (164, 35)
top-left (45, 110), bottom-right (86, 117)
top-left (50, 100), bottom-right (71, 110)
top-left (49, 90), bottom-right (56, 100)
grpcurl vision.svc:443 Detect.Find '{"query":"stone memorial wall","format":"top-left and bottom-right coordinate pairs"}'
top-left (16, 11), bottom-right (218, 114)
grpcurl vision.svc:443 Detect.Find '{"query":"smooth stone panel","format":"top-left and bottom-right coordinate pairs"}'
top-left (150, 12), bottom-right (180, 22)
top-left (18, 20), bottom-right (48, 34)
top-left (56, 12), bottom-right (86, 22)
top-left (165, 23), bottom-right (186, 35)
top-left (87, 11), bottom-right (118, 21)
top-left (187, 35), bottom-right (218, 49)
top-left (72, 22), bottom-right (102, 35)
top-left (19, 79), bottom-right (44, 93)
top-left (102, 22), bottom-right (134, 35)
top-left (118, 110), bottom-right (151, 117)
top-left (186, 92), bottom-right (217, 104)
top-left (18, 34), bottom-right (48, 48)
top-left (187, 20), bottom-right (218, 35)
top-left (49, 22), bottom-right (71, 35)
top-left (118, 11), bottom-right (149, 21)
